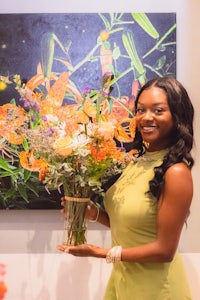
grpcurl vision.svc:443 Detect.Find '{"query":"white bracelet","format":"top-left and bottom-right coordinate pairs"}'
top-left (106, 246), bottom-right (122, 263)
top-left (89, 205), bottom-right (100, 223)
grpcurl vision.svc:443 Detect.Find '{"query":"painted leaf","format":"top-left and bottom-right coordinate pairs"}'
top-left (132, 13), bottom-right (159, 39)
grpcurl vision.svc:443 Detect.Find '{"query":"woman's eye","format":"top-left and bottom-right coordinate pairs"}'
top-left (136, 107), bottom-right (165, 115)
top-left (154, 108), bottom-right (164, 114)
top-left (136, 108), bottom-right (144, 114)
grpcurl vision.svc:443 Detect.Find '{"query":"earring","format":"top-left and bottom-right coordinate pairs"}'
top-left (143, 141), bottom-right (149, 149)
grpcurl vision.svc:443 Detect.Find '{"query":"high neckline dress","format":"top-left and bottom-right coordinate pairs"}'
top-left (103, 149), bottom-right (192, 300)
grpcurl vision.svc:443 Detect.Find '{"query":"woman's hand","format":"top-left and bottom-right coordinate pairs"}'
top-left (60, 196), bottom-right (110, 226)
top-left (60, 196), bottom-right (99, 221)
top-left (85, 202), bottom-right (99, 222)
top-left (57, 244), bottom-right (107, 258)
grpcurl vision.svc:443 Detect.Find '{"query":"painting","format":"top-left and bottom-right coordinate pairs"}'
top-left (0, 13), bottom-right (176, 209)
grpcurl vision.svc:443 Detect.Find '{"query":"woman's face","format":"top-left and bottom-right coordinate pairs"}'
top-left (135, 86), bottom-right (175, 152)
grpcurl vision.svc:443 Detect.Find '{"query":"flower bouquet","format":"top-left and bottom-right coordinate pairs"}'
top-left (10, 70), bottom-right (134, 245)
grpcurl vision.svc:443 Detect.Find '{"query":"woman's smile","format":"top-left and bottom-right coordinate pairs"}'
top-left (141, 125), bottom-right (157, 133)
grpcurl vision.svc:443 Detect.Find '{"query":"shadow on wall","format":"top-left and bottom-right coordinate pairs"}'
top-left (55, 257), bottom-right (92, 300)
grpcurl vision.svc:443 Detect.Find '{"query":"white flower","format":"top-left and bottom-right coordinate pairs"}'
top-left (80, 165), bottom-right (88, 173)
top-left (79, 122), bottom-right (96, 136)
top-left (56, 121), bottom-right (68, 137)
top-left (77, 148), bottom-right (90, 157)
top-left (45, 114), bottom-right (59, 123)
top-left (97, 121), bottom-right (115, 140)
top-left (73, 132), bottom-right (91, 148)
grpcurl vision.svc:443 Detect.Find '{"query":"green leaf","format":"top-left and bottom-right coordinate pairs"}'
top-left (122, 31), bottom-right (146, 84)
top-left (131, 13), bottom-right (159, 39)
top-left (25, 182), bottom-right (39, 197)
top-left (0, 171), bottom-right (15, 177)
top-left (113, 46), bottom-right (121, 60)
top-left (99, 13), bottom-right (111, 30)
top-left (41, 32), bottom-right (55, 80)
top-left (23, 169), bottom-right (33, 182)
top-left (103, 41), bottom-right (110, 50)
top-left (0, 157), bottom-right (16, 173)
top-left (106, 65), bottom-right (115, 74)
top-left (155, 55), bottom-right (166, 70)
top-left (106, 99), bottom-right (113, 113)
top-left (22, 137), bottom-right (29, 151)
top-left (10, 98), bottom-right (17, 105)
top-left (17, 184), bottom-right (28, 202)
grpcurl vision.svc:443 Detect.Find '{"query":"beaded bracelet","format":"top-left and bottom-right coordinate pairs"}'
top-left (106, 246), bottom-right (122, 263)
top-left (89, 205), bottom-right (100, 223)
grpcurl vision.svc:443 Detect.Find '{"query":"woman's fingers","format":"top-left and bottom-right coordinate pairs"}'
top-left (85, 202), bottom-right (99, 221)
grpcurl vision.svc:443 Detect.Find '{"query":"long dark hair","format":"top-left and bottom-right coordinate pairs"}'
top-left (133, 76), bottom-right (194, 200)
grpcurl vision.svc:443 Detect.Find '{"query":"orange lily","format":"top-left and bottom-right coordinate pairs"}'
top-left (20, 150), bottom-right (48, 172)
top-left (3, 131), bottom-right (24, 145)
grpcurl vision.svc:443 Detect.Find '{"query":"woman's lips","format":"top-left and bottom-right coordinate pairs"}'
top-left (141, 126), bottom-right (157, 133)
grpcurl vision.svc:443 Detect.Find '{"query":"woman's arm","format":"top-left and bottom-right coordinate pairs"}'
top-left (119, 163), bottom-right (193, 262)
top-left (57, 163), bottom-right (193, 263)
top-left (120, 162), bottom-right (193, 263)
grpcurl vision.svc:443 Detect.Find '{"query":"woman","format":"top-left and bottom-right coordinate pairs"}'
top-left (57, 76), bottom-right (194, 299)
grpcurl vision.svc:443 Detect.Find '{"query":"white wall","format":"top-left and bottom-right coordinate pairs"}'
top-left (0, 211), bottom-right (113, 300)
top-left (1, 1), bottom-right (200, 299)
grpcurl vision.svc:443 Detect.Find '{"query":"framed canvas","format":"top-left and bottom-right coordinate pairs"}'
top-left (0, 13), bottom-right (176, 209)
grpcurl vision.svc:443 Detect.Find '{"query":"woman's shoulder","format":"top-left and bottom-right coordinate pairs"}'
top-left (164, 162), bottom-right (193, 189)
top-left (161, 162), bottom-right (193, 206)
top-left (166, 162), bottom-right (191, 176)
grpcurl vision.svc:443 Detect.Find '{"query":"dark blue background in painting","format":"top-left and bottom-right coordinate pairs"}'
top-left (0, 13), bottom-right (176, 104)
top-left (0, 13), bottom-right (176, 209)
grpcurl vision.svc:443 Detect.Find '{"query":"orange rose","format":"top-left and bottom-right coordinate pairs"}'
top-left (53, 136), bottom-right (73, 156)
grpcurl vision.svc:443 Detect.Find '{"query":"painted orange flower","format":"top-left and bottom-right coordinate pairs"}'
top-left (100, 30), bottom-right (110, 41)
top-left (0, 104), bottom-right (25, 144)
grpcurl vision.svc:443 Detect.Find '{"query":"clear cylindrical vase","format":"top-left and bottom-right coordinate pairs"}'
top-left (62, 196), bottom-right (90, 246)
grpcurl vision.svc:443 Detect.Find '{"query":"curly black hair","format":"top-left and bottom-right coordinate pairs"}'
top-left (133, 76), bottom-right (194, 200)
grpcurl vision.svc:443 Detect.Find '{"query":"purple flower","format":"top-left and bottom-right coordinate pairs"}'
top-left (19, 97), bottom-right (26, 102)
top-left (23, 101), bottom-right (31, 108)
top-left (31, 116), bottom-right (36, 122)
top-left (45, 128), bottom-right (55, 135)
top-left (30, 100), bottom-right (39, 112)
top-left (41, 115), bottom-right (47, 122)
top-left (82, 87), bottom-right (91, 94)
top-left (30, 100), bottom-right (37, 107)
top-left (103, 91), bottom-right (109, 97)
top-left (34, 105), bottom-right (40, 113)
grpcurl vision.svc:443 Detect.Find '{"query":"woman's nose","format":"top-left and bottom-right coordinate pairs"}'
top-left (143, 110), bottom-right (154, 120)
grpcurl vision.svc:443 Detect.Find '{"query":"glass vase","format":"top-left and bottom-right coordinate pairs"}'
top-left (62, 196), bottom-right (90, 246)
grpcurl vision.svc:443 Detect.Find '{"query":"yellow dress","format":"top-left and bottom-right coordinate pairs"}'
top-left (103, 150), bottom-right (192, 300)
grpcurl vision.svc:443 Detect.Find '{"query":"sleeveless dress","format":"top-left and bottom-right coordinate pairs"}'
top-left (103, 150), bottom-right (192, 300)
